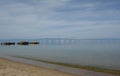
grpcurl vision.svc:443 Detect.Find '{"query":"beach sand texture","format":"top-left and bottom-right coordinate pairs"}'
top-left (0, 58), bottom-right (74, 76)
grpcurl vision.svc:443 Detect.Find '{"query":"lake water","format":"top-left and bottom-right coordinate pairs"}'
top-left (0, 39), bottom-right (120, 70)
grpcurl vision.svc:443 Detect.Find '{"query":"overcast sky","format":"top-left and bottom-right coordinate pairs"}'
top-left (0, 0), bottom-right (120, 39)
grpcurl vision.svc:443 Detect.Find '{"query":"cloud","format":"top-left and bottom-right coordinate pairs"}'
top-left (0, 0), bottom-right (120, 39)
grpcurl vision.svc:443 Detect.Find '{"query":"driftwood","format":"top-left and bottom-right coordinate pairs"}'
top-left (17, 41), bottom-right (40, 45)
top-left (1, 41), bottom-right (40, 46)
top-left (29, 42), bottom-right (39, 44)
top-left (17, 42), bottom-right (29, 45)
top-left (1, 42), bottom-right (15, 45)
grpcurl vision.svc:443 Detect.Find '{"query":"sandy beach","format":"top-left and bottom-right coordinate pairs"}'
top-left (0, 58), bottom-right (74, 76)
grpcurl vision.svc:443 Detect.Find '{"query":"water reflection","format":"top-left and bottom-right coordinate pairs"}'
top-left (0, 39), bottom-right (120, 70)
top-left (39, 39), bottom-right (80, 45)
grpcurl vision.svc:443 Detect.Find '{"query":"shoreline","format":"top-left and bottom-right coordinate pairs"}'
top-left (11, 56), bottom-right (120, 76)
top-left (1, 56), bottom-right (119, 76)
top-left (0, 58), bottom-right (75, 76)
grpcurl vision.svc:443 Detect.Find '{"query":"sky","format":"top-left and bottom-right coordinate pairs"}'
top-left (0, 0), bottom-right (120, 39)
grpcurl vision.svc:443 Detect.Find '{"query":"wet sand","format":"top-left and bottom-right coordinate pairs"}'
top-left (0, 57), bottom-right (118, 76)
top-left (0, 58), bottom-right (74, 76)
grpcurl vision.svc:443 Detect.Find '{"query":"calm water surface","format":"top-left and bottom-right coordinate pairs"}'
top-left (0, 39), bottom-right (120, 70)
